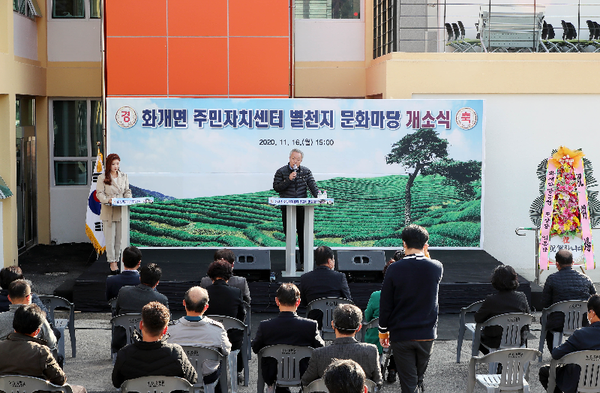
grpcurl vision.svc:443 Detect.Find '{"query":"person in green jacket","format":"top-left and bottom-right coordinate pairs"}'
top-left (363, 249), bottom-right (404, 383)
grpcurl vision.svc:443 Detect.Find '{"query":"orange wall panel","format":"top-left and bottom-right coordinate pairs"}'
top-left (168, 0), bottom-right (228, 37)
top-left (106, 0), bottom-right (167, 37)
top-left (168, 38), bottom-right (228, 95)
top-left (229, 37), bottom-right (289, 96)
top-left (107, 37), bottom-right (168, 95)
top-left (229, 0), bottom-right (289, 37)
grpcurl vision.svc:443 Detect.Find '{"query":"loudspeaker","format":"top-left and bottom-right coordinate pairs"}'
top-left (336, 250), bottom-right (386, 283)
top-left (231, 249), bottom-right (271, 282)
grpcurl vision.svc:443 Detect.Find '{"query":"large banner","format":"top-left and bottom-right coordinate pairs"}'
top-left (107, 98), bottom-right (484, 249)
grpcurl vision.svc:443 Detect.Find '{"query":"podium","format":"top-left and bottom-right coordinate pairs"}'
top-left (268, 197), bottom-right (334, 277)
top-left (108, 197), bottom-right (154, 270)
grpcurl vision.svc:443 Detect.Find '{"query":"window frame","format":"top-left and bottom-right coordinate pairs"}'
top-left (50, 98), bottom-right (104, 187)
top-left (295, 0), bottom-right (363, 21)
top-left (14, 0), bottom-right (42, 20)
top-left (51, 0), bottom-right (92, 19)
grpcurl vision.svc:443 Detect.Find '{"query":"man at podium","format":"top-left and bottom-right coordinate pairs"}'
top-left (273, 149), bottom-right (320, 269)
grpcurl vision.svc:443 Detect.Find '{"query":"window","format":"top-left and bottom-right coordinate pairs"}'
top-left (373, 0), bottom-right (395, 58)
top-left (14, 0), bottom-right (42, 19)
top-left (53, 0), bottom-right (85, 18)
top-left (90, 0), bottom-right (101, 18)
top-left (52, 100), bottom-right (104, 186)
top-left (296, 0), bottom-right (361, 19)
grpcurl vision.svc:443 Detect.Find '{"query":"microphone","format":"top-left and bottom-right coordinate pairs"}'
top-left (293, 165), bottom-right (298, 173)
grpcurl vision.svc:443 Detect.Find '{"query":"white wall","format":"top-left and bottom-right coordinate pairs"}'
top-left (295, 19), bottom-right (365, 62)
top-left (47, 20), bottom-right (101, 62)
top-left (13, 13), bottom-right (38, 60)
top-left (50, 186), bottom-right (90, 243)
top-left (417, 93), bottom-right (600, 283)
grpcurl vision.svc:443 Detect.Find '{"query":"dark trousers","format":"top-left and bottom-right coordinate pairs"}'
top-left (203, 368), bottom-right (222, 393)
top-left (391, 340), bottom-right (434, 393)
top-left (281, 206), bottom-right (305, 265)
top-left (539, 365), bottom-right (563, 393)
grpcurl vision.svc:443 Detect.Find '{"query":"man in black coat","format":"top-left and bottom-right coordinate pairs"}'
top-left (539, 294), bottom-right (600, 393)
top-left (300, 246), bottom-right (352, 329)
top-left (112, 302), bottom-right (197, 388)
top-left (273, 149), bottom-right (320, 267)
top-left (106, 246), bottom-right (142, 302)
top-left (542, 249), bottom-right (596, 351)
top-left (252, 283), bottom-right (325, 393)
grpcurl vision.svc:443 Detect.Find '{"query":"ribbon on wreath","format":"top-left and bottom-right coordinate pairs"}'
top-left (573, 164), bottom-right (595, 270)
top-left (539, 160), bottom-right (557, 270)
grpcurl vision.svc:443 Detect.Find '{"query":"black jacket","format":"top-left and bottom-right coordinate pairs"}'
top-left (542, 266), bottom-right (596, 308)
top-left (273, 164), bottom-right (319, 198)
top-left (474, 290), bottom-right (530, 348)
top-left (299, 265), bottom-right (352, 307)
top-left (112, 336), bottom-right (197, 388)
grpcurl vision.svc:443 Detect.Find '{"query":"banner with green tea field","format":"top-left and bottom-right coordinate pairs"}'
top-left (107, 98), bottom-right (484, 249)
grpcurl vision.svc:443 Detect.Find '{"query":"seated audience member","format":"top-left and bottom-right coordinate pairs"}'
top-left (363, 250), bottom-right (403, 382)
top-left (299, 246), bottom-right (352, 329)
top-left (474, 265), bottom-right (530, 354)
top-left (106, 246), bottom-right (142, 302)
top-left (0, 266), bottom-right (50, 319)
top-left (0, 280), bottom-right (57, 353)
top-left (539, 294), bottom-right (600, 393)
top-left (323, 359), bottom-right (368, 393)
top-left (204, 260), bottom-right (246, 377)
top-left (252, 283), bottom-right (325, 393)
top-left (168, 286), bottom-right (231, 392)
top-left (113, 263), bottom-right (169, 353)
top-left (112, 302), bottom-right (197, 388)
top-left (0, 304), bottom-right (86, 393)
top-left (200, 249), bottom-right (251, 303)
top-left (542, 249), bottom-right (596, 351)
top-left (301, 304), bottom-right (382, 387)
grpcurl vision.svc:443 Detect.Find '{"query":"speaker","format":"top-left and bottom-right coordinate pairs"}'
top-left (337, 250), bottom-right (386, 283)
top-left (231, 249), bottom-right (271, 282)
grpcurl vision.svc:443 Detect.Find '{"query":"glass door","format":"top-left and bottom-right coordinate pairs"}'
top-left (16, 97), bottom-right (37, 250)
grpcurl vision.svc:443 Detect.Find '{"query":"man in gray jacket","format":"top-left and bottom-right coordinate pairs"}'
top-left (168, 286), bottom-right (231, 391)
top-left (0, 280), bottom-right (57, 352)
top-left (301, 304), bottom-right (382, 387)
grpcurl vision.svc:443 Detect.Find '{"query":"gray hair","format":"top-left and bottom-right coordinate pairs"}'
top-left (290, 149), bottom-right (304, 158)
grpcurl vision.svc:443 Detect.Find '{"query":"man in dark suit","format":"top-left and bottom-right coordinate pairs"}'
top-left (299, 246), bottom-right (352, 328)
top-left (301, 304), bottom-right (382, 387)
top-left (106, 246), bottom-right (142, 302)
top-left (252, 283), bottom-right (325, 393)
top-left (113, 263), bottom-right (169, 353)
top-left (539, 294), bottom-right (600, 393)
top-left (200, 248), bottom-right (251, 303)
top-left (204, 260), bottom-right (246, 378)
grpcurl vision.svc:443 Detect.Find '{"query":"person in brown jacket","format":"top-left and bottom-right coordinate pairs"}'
top-left (0, 304), bottom-right (65, 385)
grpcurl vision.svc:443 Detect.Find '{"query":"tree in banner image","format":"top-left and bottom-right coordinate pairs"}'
top-left (386, 129), bottom-right (482, 226)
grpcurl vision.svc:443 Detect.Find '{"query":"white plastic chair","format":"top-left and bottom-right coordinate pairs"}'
top-left (548, 350), bottom-right (600, 393)
top-left (467, 348), bottom-right (540, 393)
top-left (0, 375), bottom-right (73, 393)
top-left (257, 344), bottom-right (314, 393)
top-left (456, 300), bottom-right (484, 363)
top-left (206, 315), bottom-right (249, 389)
top-left (110, 313), bottom-right (142, 357)
top-left (538, 300), bottom-right (587, 361)
top-left (180, 345), bottom-right (228, 393)
top-left (306, 297), bottom-right (354, 341)
top-left (38, 294), bottom-right (77, 358)
top-left (120, 376), bottom-right (192, 393)
top-left (356, 317), bottom-right (378, 342)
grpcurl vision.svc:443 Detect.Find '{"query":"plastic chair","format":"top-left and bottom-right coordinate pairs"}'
top-left (457, 300), bottom-right (484, 363)
top-left (257, 344), bottom-right (314, 393)
top-left (38, 294), bottom-right (77, 358)
top-left (548, 350), bottom-right (600, 393)
top-left (470, 312), bottom-right (533, 357)
top-left (110, 313), bottom-right (142, 356)
top-left (120, 376), bottom-right (192, 393)
top-left (0, 375), bottom-right (74, 393)
top-left (306, 297), bottom-right (354, 341)
top-left (206, 315), bottom-right (249, 389)
top-left (108, 297), bottom-right (118, 316)
top-left (467, 348), bottom-right (541, 393)
top-left (356, 317), bottom-right (378, 342)
top-left (303, 377), bottom-right (378, 393)
top-left (538, 300), bottom-right (587, 361)
top-left (243, 302), bottom-right (251, 361)
top-left (180, 345), bottom-right (228, 393)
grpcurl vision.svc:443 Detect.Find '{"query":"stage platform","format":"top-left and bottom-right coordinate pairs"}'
top-left (71, 249), bottom-right (531, 314)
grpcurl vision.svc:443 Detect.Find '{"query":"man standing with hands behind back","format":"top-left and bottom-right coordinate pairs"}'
top-left (379, 225), bottom-right (443, 393)
top-left (273, 149), bottom-right (320, 268)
